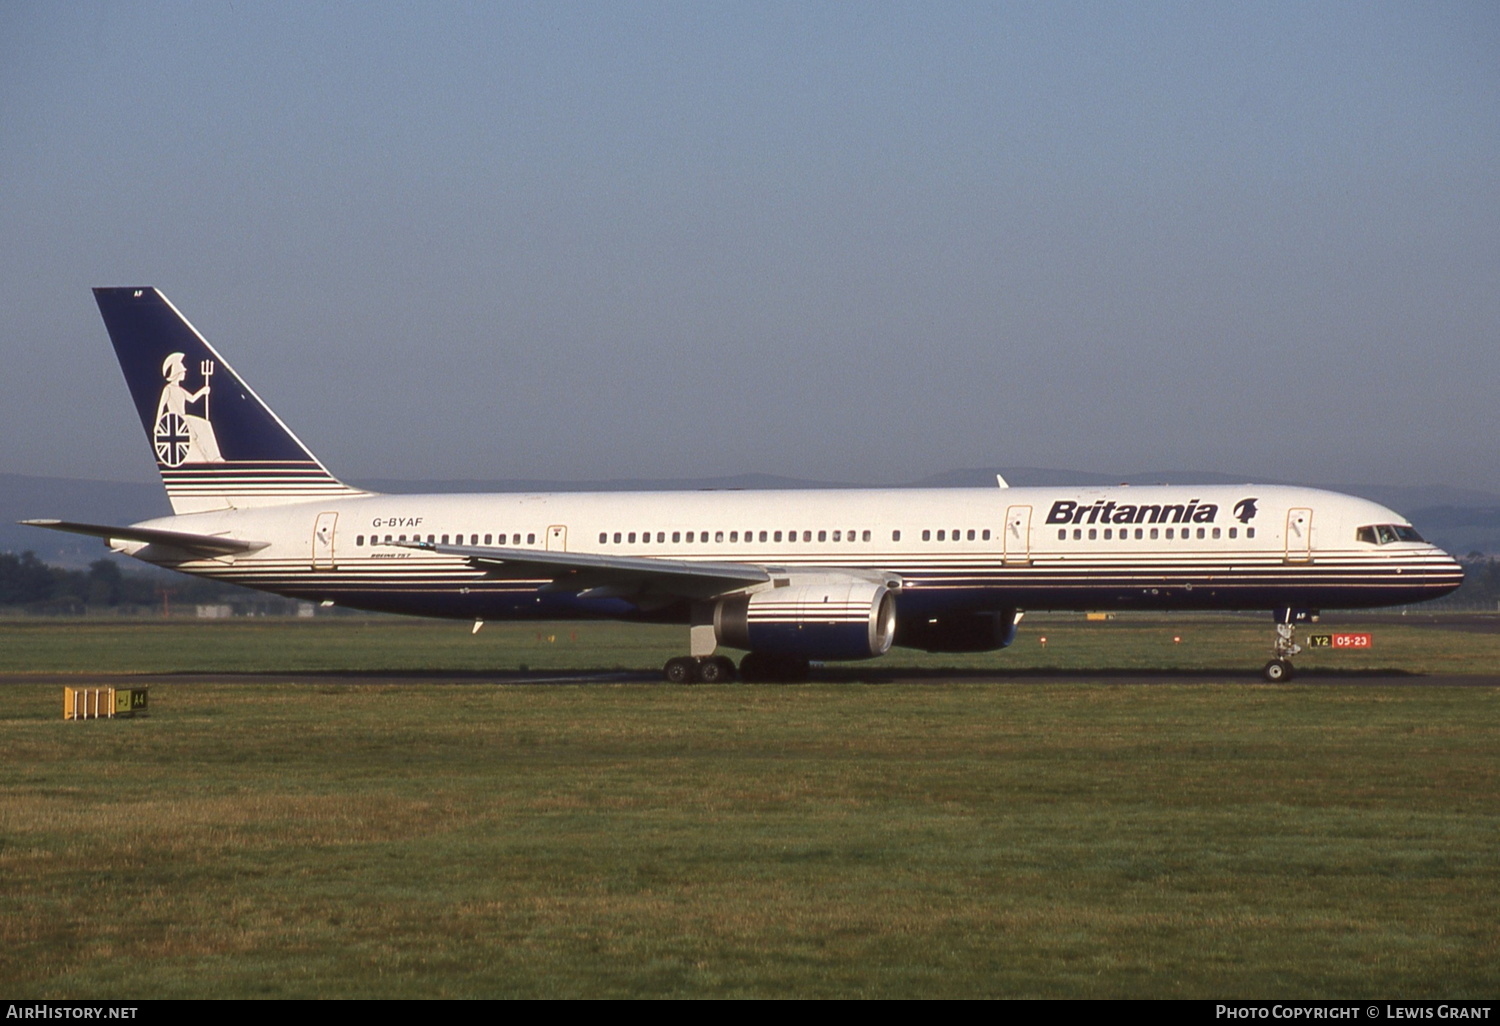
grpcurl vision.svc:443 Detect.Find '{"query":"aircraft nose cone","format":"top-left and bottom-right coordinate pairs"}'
top-left (1435, 549), bottom-right (1466, 595)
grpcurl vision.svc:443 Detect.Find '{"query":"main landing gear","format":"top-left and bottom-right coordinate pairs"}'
top-left (660, 653), bottom-right (813, 684)
top-left (1262, 607), bottom-right (1315, 683)
top-left (663, 655), bottom-right (737, 684)
top-left (661, 603), bottom-right (813, 683)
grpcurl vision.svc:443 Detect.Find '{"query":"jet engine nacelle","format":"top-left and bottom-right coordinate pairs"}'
top-left (894, 608), bottom-right (1021, 653)
top-left (714, 572), bottom-right (897, 661)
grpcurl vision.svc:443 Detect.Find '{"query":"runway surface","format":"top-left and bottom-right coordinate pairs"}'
top-left (5, 668), bottom-right (1498, 687)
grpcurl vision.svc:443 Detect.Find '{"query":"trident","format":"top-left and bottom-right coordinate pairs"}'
top-left (200, 359), bottom-right (215, 419)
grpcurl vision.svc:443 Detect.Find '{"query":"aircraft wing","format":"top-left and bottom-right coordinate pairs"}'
top-left (395, 540), bottom-right (770, 600)
top-left (20, 519), bottom-right (270, 558)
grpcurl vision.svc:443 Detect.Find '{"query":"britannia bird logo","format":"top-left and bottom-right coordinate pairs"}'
top-left (1234, 498), bottom-right (1259, 524)
top-left (153, 353), bottom-right (224, 467)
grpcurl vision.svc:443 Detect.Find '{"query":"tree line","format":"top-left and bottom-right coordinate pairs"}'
top-left (1435, 556), bottom-right (1500, 610)
top-left (0, 551), bottom-right (283, 613)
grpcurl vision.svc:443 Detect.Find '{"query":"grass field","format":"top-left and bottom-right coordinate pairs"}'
top-left (2, 615), bottom-right (1498, 998)
top-left (2, 611), bottom-right (1499, 677)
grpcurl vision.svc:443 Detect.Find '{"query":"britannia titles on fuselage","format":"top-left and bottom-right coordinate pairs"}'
top-left (1044, 498), bottom-right (1238, 526)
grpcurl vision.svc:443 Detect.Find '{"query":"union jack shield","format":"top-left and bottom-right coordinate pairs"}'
top-left (154, 412), bottom-right (191, 467)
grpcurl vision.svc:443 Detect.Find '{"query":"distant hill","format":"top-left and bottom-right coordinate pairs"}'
top-left (350, 473), bottom-right (854, 494)
top-left (6, 469), bottom-right (1498, 564)
top-left (1, 474), bottom-right (170, 567)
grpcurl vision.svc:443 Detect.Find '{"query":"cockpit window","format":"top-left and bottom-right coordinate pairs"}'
top-left (1358, 524), bottom-right (1424, 545)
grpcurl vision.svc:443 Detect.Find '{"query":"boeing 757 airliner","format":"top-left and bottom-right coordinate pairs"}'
top-left (24, 288), bottom-right (1463, 682)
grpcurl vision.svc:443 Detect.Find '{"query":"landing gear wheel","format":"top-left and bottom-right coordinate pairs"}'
top-left (697, 656), bottom-right (737, 684)
top-left (1262, 659), bottom-right (1294, 683)
top-left (664, 657), bottom-right (698, 684)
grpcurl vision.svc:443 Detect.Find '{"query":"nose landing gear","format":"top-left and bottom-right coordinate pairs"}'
top-left (1263, 608), bottom-right (1315, 683)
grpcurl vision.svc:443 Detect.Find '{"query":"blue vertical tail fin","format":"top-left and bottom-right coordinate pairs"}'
top-left (93, 287), bottom-right (367, 514)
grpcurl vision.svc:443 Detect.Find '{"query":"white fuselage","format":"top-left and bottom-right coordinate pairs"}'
top-left (117, 483), bottom-right (1463, 624)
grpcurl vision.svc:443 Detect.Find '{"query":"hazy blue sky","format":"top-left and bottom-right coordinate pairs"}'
top-left (4, 1), bottom-right (1497, 491)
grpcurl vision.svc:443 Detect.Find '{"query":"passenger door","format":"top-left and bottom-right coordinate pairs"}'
top-left (1284, 507), bottom-right (1313, 562)
top-left (1003, 505), bottom-right (1032, 565)
top-left (313, 512), bottom-right (338, 570)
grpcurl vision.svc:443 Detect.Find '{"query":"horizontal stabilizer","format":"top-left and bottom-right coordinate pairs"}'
top-left (20, 519), bottom-right (269, 557)
top-left (395, 540), bottom-right (769, 600)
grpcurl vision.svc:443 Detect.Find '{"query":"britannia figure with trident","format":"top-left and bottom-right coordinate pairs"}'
top-left (154, 352), bottom-right (224, 465)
